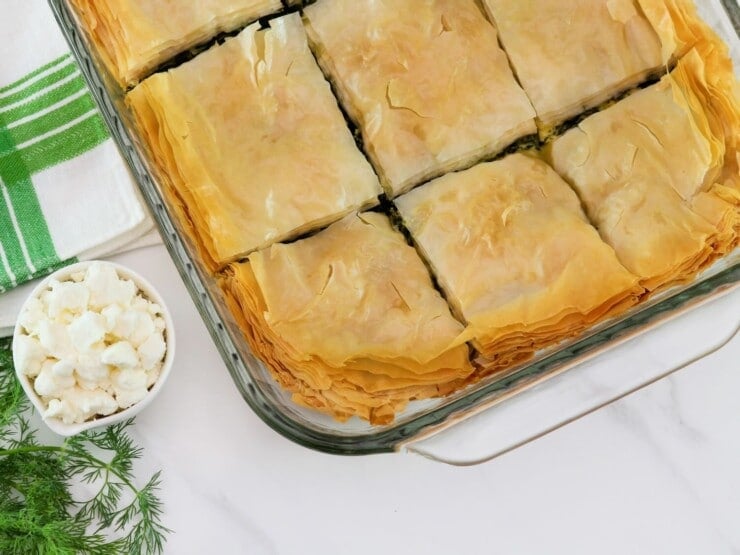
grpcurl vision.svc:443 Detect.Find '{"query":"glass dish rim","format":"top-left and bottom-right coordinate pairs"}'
top-left (46, 0), bottom-right (740, 456)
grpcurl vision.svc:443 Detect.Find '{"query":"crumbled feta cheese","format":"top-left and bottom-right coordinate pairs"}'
top-left (67, 388), bottom-right (119, 419)
top-left (111, 310), bottom-right (155, 347)
top-left (19, 297), bottom-right (45, 336)
top-left (51, 359), bottom-right (75, 378)
top-left (15, 262), bottom-right (168, 425)
top-left (106, 308), bottom-right (136, 339)
top-left (77, 360), bottom-right (110, 384)
top-left (44, 388), bottom-right (118, 423)
top-left (76, 344), bottom-right (108, 382)
top-left (68, 311), bottom-right (107, 351)
top-left (15, 335), bottom-right (46, 378)
top-left (44, 398), bottom-right (72, 422)
top-left (38, 320), bottom-right (75, 360)
top-left (35, 359), bottom-right (75, 397)
top-left (112, 367), bottom-right (148, 391)
top-left (112, 369), bottom-right (149, 409)
top-left (130, 313), bottom-right (156, 347)
top-left (146, 366), bottom-right (161, 388)
top-left (39, 289), bottom-right (53, 308)
top-left (115, 388), bottom-right (149, 410)
top-left (84, 264), bottom-right (120, 309)
top-left (47, 281), bottom-right (89, 318)
top-left (85, 264), bottom-right (136, 309)
top-left (137, 333), bottom-right (166, 370)
top-left (116, 279), bottom-right (137, 306)
top-left (78, 374), bottom-right (112, 393)
top-left (101, 304), bottom-right (123, 333)
top-left (131, 295), bottom-right (149, 312)
top-left (101, 341), bottom-right (139, 369)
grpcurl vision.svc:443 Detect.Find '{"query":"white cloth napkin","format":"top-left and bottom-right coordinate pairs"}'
top-left (0, 0), bottom-right (160, 331)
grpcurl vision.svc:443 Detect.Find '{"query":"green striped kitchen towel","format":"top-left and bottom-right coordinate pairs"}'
top-left (0, 0), bottom-right (156, 297)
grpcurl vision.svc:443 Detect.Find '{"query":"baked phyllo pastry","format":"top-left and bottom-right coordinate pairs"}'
top-left (638, 0), bottom-right (723, 64)
top-left (547, 48), bottom-right (739, 293)
top-left (303, 0), bottom-right (536, 197)
top-left (481, 0), bottom-right (667, 131)
top-left (221, 213), bottom-right (473, 424)
top-left (395, 154), bottom-right (643, 366)
top-left (127, 14), bottom-right (382, 270)
top-left (70, 0), bottom-right (282, 86)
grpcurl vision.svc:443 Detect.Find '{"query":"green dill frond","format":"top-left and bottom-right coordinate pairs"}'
top-left (0, 339), bottom-right (169, 553)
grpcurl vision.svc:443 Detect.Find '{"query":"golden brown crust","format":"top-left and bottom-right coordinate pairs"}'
top-left (482, 0), bottom-right (666, 128)
top-left (127, 15), bottom-right (382, 271)
top-left (484, 0), bottom-right (663, 128)
top-left (637, 0), bottom-right (719, 63)
top-left (115, 0), bottom-right (737, 425)
top-left (396, 153), bottom-right (644, 363)
top-left (303, 0), bottom-right (536, 196)
top-left (220, 213), bottom-right (473, 424)
top-left (69, 0), bottom-right (282, 86)
top-left (547, 47), bottom-right (739, 292)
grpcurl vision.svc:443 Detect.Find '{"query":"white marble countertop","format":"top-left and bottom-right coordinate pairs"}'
top-left (96, 245), bottom-right (739, 554)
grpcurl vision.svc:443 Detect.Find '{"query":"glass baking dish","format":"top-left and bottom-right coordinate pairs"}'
top-left (48, 0), bottom-right (740, 460)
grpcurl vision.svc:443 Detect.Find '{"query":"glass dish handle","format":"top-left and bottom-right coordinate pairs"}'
top-left (400, 289), bottom-right (740, 466)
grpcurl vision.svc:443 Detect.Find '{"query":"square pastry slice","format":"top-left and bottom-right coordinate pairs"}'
top-left (396, 154), bottom-right (642, 365)
top-left (127, 14), bottom-right (382, 270)
top-left (71, 0), bottom-right (282, 86)
top-left (547, 48), bottom-right (739, 293)
top-left (481, 0), bottom-right (666, 131)
top-left (303, 0), bottom-right (536, 196)
top-left (221, 213), bottom-right (473, 424)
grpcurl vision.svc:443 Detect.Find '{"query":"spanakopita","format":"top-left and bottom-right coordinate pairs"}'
top-left (303, 0), bottom-right (536, 196)
top-left (71, 0), bottom-right (282, 86)
top-left (127, 14), bottom-right (382, 270)
top-left (482, 0), bottom-right (668, 131)
top-left (396, 154), bottom-right (644, 364)
top-left (547, 49), bottom-right (739, 292)
top-left (222, 213), bottom-right (473, 424)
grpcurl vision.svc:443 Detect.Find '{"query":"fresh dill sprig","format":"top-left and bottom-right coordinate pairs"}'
top-left (0, 337), bottom-right (170, 554)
